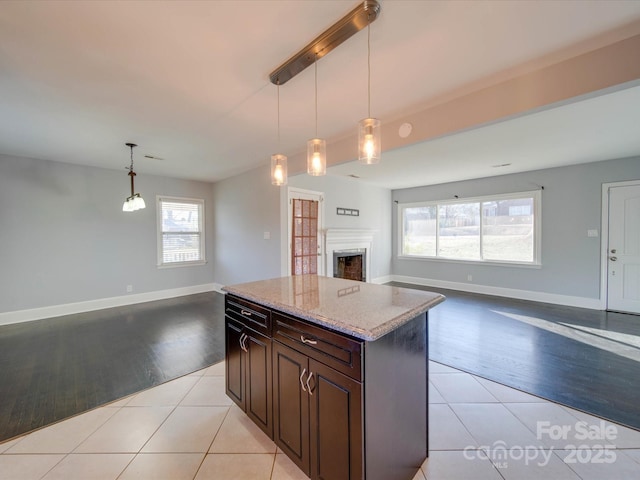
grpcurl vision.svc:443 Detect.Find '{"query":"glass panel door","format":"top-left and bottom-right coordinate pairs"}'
top-left (292, 199), bottom-right (319, 275)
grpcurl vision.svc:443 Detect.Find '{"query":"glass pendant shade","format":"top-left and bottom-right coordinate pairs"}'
top-left (271, 153), bottom-right (288, 186)
top-left (307, 138), bottom-right (326, 176)
top-left (358, 117), bottom-right (381, 164)
top-left (123, 193), bottom-right (145, 212)
top-left (133, 194), bottom-right (146, 210)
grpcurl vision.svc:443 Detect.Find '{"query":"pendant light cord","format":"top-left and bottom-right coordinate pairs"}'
top-left (277, 83), bottom-right (281, 147)
top-left (367, 24), bottom-right (371, 118)
top-left (314, 54), bottom-right (318, 138)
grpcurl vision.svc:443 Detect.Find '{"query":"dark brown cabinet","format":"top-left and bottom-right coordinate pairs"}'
top-left (308, 358), bottom-right (362, 480)
top-left (272, 313), bottom-right (363, 480)
top-left (272, 341), bottom-right (310, 472)
top-left (224, 296), bottom-right (272, 438)
top-left (225, 293), bottom-right (428, 480)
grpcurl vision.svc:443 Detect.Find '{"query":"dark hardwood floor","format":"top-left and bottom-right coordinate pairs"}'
top-left (2, 283), bottom-right (638, 444)
top-left (0, 292), bottom-right (225, 443)
top-left (390, 282), bottom-right (640, 431)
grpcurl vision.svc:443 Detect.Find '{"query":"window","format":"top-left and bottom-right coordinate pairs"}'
top-left (157, 196), bottom-right (205, 267)
top-left (399, 190), bottom-right (540, 265)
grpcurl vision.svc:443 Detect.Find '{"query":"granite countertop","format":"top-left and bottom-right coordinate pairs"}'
top-left (222, 275), bottom-right (445, 341)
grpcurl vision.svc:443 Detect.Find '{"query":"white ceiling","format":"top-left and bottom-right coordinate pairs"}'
top-left (329, 85), bottom-right (640, 188)
top-left (1, 0), bottom-right (639, 188)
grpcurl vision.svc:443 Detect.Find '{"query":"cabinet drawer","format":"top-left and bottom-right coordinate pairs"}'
top-left (226, 295), bottom-right (271, 336)
top-left (273, 311), bottom-right (362, 382)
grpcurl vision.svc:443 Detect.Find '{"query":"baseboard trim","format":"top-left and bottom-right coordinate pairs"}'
top-left (389, 275), bottom-right (602, 310)
top-left (212, 283), bottom-right (226, 294)
top-left (0, 283), bottom-right (218, 326)
top-left (371, 275), bottom-right (393, 285)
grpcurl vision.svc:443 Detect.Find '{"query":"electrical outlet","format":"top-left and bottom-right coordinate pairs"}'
top-left (126, 285), bottom-right (133, 293)
top-left (467, 274), bottom-right (473, 282)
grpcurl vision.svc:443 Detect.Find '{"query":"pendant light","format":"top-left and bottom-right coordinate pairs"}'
top-left (307, 55), bottom-right (326, 176)
top-left (122, 143), bottom-right (146, 212)
top-left (271, 83), bottom-right (288, 186)
top-left (358, 23), bottom-right (381, 165)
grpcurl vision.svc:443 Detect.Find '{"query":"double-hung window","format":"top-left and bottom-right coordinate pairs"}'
top-left (157, 196), bottom-right (206, 267)
top-left (399, 190), bottom-right (541, 265)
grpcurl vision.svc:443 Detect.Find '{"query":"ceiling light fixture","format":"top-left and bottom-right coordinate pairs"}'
top-left (122, 143), bottom-right (145, 212)
top-left (269, 1), bottom-right (381, 85)
top-left (268, 0), bottom-right (381, 181)
top-left (358, 21), bottom-right (381, 165)
top-left (307, 55), bottom-right (326, 176)
top-left (271, 83), bottom-right (288, 186)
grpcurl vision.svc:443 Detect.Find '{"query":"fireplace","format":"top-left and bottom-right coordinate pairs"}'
top-left (324, 229), bottom-right (374, 283)
top-left (333, 249), bottom-right (366, 282)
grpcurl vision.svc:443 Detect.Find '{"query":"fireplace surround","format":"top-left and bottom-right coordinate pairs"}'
top-left (324, 229), bottom-right (374, 283)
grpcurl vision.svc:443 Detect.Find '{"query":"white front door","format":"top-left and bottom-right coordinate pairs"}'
top-left (607, 183), bottom-right (640, 314)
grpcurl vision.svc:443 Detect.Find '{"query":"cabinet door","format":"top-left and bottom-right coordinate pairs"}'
top-left (273, 342), bottom-right (310, 476)
top-left (309, 359), bottom-right (363, 480)
top-left (225, 317), bottom-right (245, 410)
top-left (245, 330), bottom-right (272, 438)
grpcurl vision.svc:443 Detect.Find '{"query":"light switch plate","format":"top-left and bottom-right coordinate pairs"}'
top-left (587, 229), bottom-right (598, 237)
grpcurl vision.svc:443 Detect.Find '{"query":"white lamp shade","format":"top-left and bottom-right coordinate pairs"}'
top-left (271, 154), bottom-right (288, 186)
top-left (133, 195), bottom-right (146, 210)
top-left (358, 117), bottom-right (381, 164)
top-left (123, 195), bottom-right (145, 212)
top-left (307, 138), bottom-right (326, 176)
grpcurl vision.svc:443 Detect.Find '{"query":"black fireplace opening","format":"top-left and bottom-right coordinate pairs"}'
top-left (333, 248), bottom-right (366, 282)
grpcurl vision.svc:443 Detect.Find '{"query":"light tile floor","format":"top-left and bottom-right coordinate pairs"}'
top-left (1, 360), bottom-right (639, 479)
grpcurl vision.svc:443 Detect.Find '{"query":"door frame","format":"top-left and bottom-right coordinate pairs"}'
top-left (600, 179), bottom-right (640, 310)
top-left (280, 187), bottom-right (325, 277)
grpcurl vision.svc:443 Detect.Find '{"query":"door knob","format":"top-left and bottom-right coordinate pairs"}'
top-left (610, 249), bottom-right (617, 254)
top-left (609, 256), bottom-right (617, 262)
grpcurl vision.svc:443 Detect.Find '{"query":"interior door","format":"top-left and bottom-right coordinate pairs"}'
top-left (607, 184), bottom-right (640, 314)
top-left (292, 198), bottom-right (320, 275)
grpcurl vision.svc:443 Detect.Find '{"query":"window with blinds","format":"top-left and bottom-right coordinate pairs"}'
top-left (157, 196), bottom-right (205, 267)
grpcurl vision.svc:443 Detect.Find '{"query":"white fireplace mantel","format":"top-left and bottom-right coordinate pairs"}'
top-left (324, 229), bottom-right (375, 282)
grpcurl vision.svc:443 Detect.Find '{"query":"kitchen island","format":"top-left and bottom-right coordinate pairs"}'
top-left (222, 275), bottom-right (445, 480)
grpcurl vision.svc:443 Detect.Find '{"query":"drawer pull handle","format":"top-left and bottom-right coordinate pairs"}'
top-left (240, 309), bottom-right (252, 317)
top-left (306, 372), bottom-right (314, 396)
top-left (301, 335), bottom-right (317, 345)
top-left (300, 368), bottom-right (307, 392)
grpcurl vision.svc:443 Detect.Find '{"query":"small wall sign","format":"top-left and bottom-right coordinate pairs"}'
top-left (336, 207), bottom-right (359, 216)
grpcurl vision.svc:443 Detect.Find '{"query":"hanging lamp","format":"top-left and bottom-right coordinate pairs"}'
top-left (271, 83), bottom-right (288, 186)
top-left (307, 55), bottom-right (326, 176)
top-left (358, 22), bottom-right (381, 164)
top-left (122, 143), bottom-right (145, 212)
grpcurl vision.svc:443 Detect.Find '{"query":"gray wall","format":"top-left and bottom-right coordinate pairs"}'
top-left (210, 165), bottom-right (282, 286)
top-left (0, 154), bottom-right (216, 313)
top-left (392, 156), bottom-right (640, 300)
top-left (288, 173), bottom-right (392, 281)
top-left (209, 167), bottom-right (392, 287)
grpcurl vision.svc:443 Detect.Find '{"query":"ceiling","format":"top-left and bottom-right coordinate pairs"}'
top-left (1, 0), bottom-right (639, 189)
